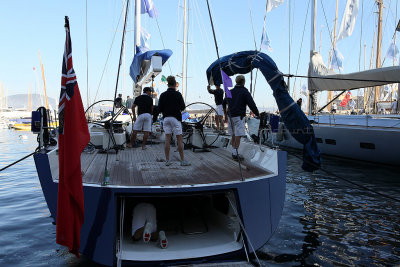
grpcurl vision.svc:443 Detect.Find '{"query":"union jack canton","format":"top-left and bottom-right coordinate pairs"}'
top-left (58, 24), bottom-right (77, 134)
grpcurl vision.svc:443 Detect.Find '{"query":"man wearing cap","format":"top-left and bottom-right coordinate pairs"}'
top-left (158, 76), bottom-right (190, 166)
top-left (223, 75), bottom-right (259, 161)
top-left (207, 85), bottom-right (224, 132)
top-left (127, 87), bottom-right (153, 150)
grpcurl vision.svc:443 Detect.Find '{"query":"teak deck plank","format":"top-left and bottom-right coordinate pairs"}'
top-left (81, 143), bottom-right (270, 186)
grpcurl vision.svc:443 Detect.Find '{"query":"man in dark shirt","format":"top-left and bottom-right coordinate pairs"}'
top-left (127, 87), bottom-right (153, 150)
top-left (114, 93), bottom-right (123, 108)
top-left (207, 85), bottom-right (224, 132)
top-left (223, 75), bottom-right (259, 160)
top-left (158, 76), bottom-right (190, 166)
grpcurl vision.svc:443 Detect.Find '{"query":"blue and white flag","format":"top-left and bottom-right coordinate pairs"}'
top-left (261, 22), bottom-right (273, 52)
top-left (330, 48), bottom-right (344, 71)
top-left (337, 0), bottom-right (359, 42)
top-left (139, 27), bottom-right (150, 52)
top-left (141, 0), bottom-right (158, 18)
top-left (385, 41), bottom-right (399, 60)
top-left (266, 0), bottom-right (284, 13)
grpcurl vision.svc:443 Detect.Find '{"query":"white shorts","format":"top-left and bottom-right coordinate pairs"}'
top-left (227, 116), bottom-right (246, 137)
top-left (163, 117), bottom-right (182, 135)
top-left (131, 203), bottom-right (157, 235)
top-left (215, 105), bottom-right (223, 116)
top-left (133, 113), bottom-right (152, 132)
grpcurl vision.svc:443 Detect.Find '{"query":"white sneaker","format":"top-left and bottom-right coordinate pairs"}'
top-left (159, 230), bottom-right (168, 249)
top-left (143, 222), bottom-right (152, 243)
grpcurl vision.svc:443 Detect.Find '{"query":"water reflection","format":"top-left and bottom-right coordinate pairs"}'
top-left (0, 129), bottom-right (400, 266)
top-left (262, 154), bottom-right (400, 266)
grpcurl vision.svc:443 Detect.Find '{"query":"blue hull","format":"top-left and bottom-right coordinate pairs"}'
top-left (34, 151), bottom-right (286, 266)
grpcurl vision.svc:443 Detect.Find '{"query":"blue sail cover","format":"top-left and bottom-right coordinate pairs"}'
top-left (206, 50), bottom-right (321, 171)
top-left (129, 48), bottom-right (173, 83)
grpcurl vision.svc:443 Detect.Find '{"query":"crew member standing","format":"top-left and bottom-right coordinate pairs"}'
top-left (223, 75), bottom-right (259, 161)
top-left (127, 87), bottom-right (153, 150)
top-left (207, 85), bottom-right (224, 132)
top-left (126, 95), bottom-right (134, 114)
top-left (158, 76), bottom-right (190, 166)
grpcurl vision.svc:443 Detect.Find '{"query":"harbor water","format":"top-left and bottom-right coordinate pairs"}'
top-left (0, 129), bottom-right (399, 266)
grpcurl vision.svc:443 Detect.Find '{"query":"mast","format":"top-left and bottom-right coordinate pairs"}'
top-left (182, 0), bottom-right (188, 102)
top-left (134, 0), bottom-right (141, 50)
top-left (327, 0), bottom-right (339, 112)
top-left (308, 0), bottom-right (317, 115)
top-left (374, 0), bottom-right (383, 113)
top-left (363, 42), bottom-right (367, 108)
top-left (38, 51), bottom-right (49, 109)
top-left (133, 0), bottom-right (141, 97)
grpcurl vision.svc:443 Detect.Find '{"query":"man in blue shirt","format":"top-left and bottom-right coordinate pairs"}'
top-left (223, 75), bottom-right (259, 160)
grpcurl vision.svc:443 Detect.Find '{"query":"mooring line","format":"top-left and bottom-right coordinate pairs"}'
top-left (0, 152), bottom-right (36, 173)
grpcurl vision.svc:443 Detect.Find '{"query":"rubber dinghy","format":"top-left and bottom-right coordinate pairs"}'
top-left (206, 50), bottom-right (321, 171)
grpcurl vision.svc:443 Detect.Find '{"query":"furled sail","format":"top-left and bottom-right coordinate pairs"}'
top-left (308, 52), bottom-right (400, 92)
top-left (206, 50), bottom-right (321, 171)
top-left (129, 48), bottom-right (172, 83)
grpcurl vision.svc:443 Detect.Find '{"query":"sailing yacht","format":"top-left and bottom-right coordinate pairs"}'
top-left (28, 0), bottom-right (324, 265)
top-left (267, 0), bottom-right (400, 166)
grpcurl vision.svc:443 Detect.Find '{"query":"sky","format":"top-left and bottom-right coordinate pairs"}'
top-left (0, 0), bottom-right (399, 111)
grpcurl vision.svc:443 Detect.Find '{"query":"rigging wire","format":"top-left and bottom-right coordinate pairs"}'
top-left (205, 0), bottom-right (245, 183)
top-left (247, 0), bottom-right (258, 96)
top-left (103, 0), bottom-right (130, 178)
top-left (247, 0), bottom-right (258, 50)
top-left (283, 72), bottom-right (400, 84)
top-left (86, 0), bottom-right (90, 109)
top-left (381, 0), bottom-right (394, 66)
top-left (292, 0), bottom-right (311, 101)
top-left (251, 0), bottom-right (270, 99)
top-left (359, 0), bottom-right (364, 72)
top-left (92, 2), bottom-right (126, 104)
top-left (155, 16), bottom-right (173, 75)
top-left (320, 0), bottom-right (341, 75)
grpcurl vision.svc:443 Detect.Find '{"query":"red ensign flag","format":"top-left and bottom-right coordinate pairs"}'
top-left (56, 17), bottom-right (90, 257)
top-left (340, 91), bottom-right (352, 107)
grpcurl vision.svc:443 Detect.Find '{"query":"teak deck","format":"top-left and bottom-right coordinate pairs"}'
top-left (80, 143), bottom-right (270, 186)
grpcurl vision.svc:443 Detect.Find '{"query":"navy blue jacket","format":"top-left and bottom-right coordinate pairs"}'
top-left (222, 85), bottom-right (259, 117)
top-left (158, 88), bottom-right (186, 121)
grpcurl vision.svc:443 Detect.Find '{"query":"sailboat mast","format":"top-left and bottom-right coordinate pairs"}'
top-left (133, 0), bottom-right (141, 97)
top-left (308, 0), bottom-right (317, 115)
top-left (327, 0), bottom-right (339, 112)
top-left (182, 0), bottom-right (188, 102)
top-left (374, 0), bottom-right (383, 112)
top-left (134, 0), bottom-right (141, 50)
top-left (38, 51), bottom-right (49, 110)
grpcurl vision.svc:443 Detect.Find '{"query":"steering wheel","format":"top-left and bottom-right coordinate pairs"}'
top-left (85, 100), bottom-right (134, 148)
top-left (182, 102), bottom-right (221, 149)
top-left (85, 100), bottom-right (133, 128)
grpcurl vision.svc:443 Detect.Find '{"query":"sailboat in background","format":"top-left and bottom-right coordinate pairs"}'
top-left (273, 0), bottom-right (400, 166)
